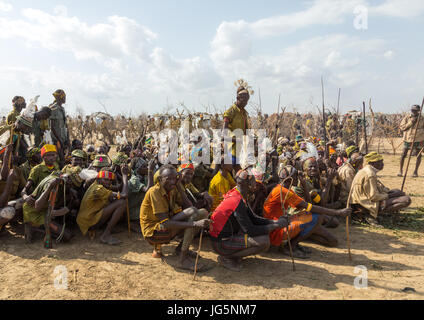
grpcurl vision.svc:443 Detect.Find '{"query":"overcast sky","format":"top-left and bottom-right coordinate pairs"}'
top-left (0, 0), bottom-right (423, 116)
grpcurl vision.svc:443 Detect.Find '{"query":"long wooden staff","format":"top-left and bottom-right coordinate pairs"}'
top-left (193, 228), bottom-right (204, 281)
top-left (401, 97), bottom-right (424, 192)
top-left (273, 94), bottom-right (281, 146)
top-left (126, 198), bottom-right (131, 237)
top-left (8, 127), bottom-right (14, 169)
top-left (363, 101), bottom-right (368, 154)
top-left (337, 88), bottom-right (341, 116)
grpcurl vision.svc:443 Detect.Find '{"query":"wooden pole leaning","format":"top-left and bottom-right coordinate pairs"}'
top-left (345, 188), bottom-right (354, 261)
top-left (193, 229), bottom-right (204, 281)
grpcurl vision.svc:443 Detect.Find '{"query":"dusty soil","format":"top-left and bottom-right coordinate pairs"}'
top-left (1, 140), bottom-right (423, 300)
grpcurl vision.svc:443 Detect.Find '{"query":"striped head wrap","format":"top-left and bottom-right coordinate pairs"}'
top-left (346, 145), bottom-right (359, 158)
top-left (53, 89), bottom-right (66, 100)
top-left (364, 152), bottom-right (383, 164)
top-left (41, 144), bottom-right (57, 157)
top-left (178, 162), bottom-right (195, 172)
top-left (97, 171), bottom-right (116, 180)
top-left (71, 149), bottom-right (86, 159)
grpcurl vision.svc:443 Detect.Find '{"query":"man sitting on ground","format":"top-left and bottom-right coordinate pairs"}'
top-left (337, 146), bottom-right (363, 206)
top-left (77, 166), bottom-right (129, 245)
top-left (140, 164), bottom-right (210, 271)
top-left (23, 171), bottom-right (75, 244)
top-left (263, 165), bottom-right (351, 259)
top-left (209, 169), bottom-right (288, 272)
top-left (178, 162), bottom-right (213, 212)
top-left (22, 144), bottom-right (60, 201)
top-left (350, 152), bottom-right (411, 226)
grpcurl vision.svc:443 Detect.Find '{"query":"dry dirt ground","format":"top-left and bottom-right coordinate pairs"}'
top-left (1, 142), bottom-right (423, 300)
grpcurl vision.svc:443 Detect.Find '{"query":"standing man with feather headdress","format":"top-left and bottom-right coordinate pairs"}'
top-left (223, 79), bottom-right (253, 171)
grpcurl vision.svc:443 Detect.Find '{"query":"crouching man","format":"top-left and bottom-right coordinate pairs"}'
top-left (77, 165), bottom-right (128, 245)
top-left (209, 169), bottom-right (288, 272)
top-left (140, 165), bottom-right (211, 271)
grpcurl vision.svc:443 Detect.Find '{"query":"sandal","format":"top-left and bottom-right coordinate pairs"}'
top-left (100, 236), bottom-right (122, 246)
top-left (279, 245), bottom-right (310, 259)
top-left (217, 256), bottom-right (241, 272)
top-left (297, 244), bottom-right (312, 254)
top-left (177, 259), bottom-right (206, 272)
top-left (175, 248), bottom-right (199, 259)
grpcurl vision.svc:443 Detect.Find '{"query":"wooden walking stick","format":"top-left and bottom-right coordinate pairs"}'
top-left (193, 228), bottom-right (204, 281)
top-left (345, 186), bottom-right (354, 261)
top-left (363, 101), bottom-right (368, 154)
top-left (321, 76), bottom-right (328, 158)
top-left (336, 88), bottom-right (341, 116)
top-left (8, 127), bottom-right (14, 170)
top-left (401, 97), bottom-right (424, 192)
top-left (44, 184), bottom-right (59, 249)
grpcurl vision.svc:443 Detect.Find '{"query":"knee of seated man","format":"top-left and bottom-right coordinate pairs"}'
top-left (196, 208), bottom-right (209, 220)
top-left (0, 206), bottom-right (16, 221)
top-left (187, 207), bottom-right (209, 220)
top-left (253, 235), bottom-right (270, 248)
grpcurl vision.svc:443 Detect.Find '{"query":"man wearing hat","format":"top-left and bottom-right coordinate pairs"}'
top-left (23, 170), bottom-right (75, 244)
top-left (49, 89), bottom-right (70, 167)
top-left (398, 105), bottom-right (424, 177)
top-left (350, 152), bottom-right (411, 226)
top-left (89, 154), bottom-right (111, 172)
top-left (19, 147), bottom-right (42, 181)
top-left (21, 144), bottom-right (60, 204)
top-left (63, 149), bottom-right (86, 172)
top-left (77, 165), bottom-right (129, 245)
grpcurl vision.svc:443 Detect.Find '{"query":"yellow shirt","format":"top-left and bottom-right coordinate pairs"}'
top-left (223, 104), bottom-right (249, 157)
top-left (77, 182), bottom-right (113, 235)
top-left (208, 171), bottom-right (236, 212)
top-left (139, 183), bottom-right (183, 238)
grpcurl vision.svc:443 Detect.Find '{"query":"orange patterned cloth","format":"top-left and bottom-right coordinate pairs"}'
top-left (263, 184), bottom-right (310, 246)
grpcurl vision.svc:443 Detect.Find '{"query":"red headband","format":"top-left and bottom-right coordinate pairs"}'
top-left (178, 163), bottom-right (194, 172)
